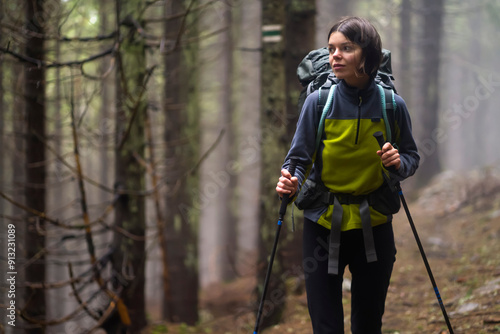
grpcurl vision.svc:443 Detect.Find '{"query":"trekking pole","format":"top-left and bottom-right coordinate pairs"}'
top-left (373, 131), bottom-right (454, 334)
top-left (253, 159), bottom-right (298, 334)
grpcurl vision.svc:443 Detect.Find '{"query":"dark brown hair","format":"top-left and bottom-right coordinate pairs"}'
top-left (328, 16), bottom-right (382, 77)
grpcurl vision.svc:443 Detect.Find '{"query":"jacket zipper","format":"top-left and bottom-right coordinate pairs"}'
top-left (355, 96), bottom-right (362, 144)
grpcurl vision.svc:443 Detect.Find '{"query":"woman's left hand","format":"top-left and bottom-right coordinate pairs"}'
top-left (377, 142), bottom-right (401, 170)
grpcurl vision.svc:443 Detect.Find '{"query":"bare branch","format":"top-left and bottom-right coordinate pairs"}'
top-left (143, 108), bottom-right (173, 314)
top-left (68, 262), bottom-right (101, 321)
top-left (161, 0), bottom-right (197, 55)
top-left (145, 0), bottom-right (220, 23)
top-left (117, 65), bottom-right (157, 150)
top-left (0, 190), bottom-right (60, 225)
top-left (0, 22), bottom-right (117, 42)
top-left (189, 128), bottom-right (226, 176)
top-left (0, 43), bottom-right (117, 68)
top-left (68, 76), bottom-right (130, 327)
top-left (86, 299), bottom-right (119, 333)
top-left (17, 274), bottom-right (83, 290)
top-left (58, 32), bottom-right (118, 43)
top-left (82, 56), bottom-right (116, 80)
top-left (69, 73), bottom-right (100, 270)
top-left (122, 14), bottom-right (157, 41)
top-left (19, 284), bottom-right (103, 326)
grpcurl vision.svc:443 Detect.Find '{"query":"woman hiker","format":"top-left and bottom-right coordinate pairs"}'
top-left (276, 16), bottom-right (420, 334)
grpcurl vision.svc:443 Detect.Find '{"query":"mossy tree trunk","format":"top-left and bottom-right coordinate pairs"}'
top-left (111, 0), bottom-right (148, 332)
top-left (257, 1), bottom-right (316, 330)
top-left (281, 0), bottom-right (316, 282)
top-left (162, 0), bottom-right (199, 324)
top-left (414, 0), bottom-right (444, 185)
top-left (257, 0), bottom-right (287, 329)
top-left (24, 1), bottom-right (47, 332)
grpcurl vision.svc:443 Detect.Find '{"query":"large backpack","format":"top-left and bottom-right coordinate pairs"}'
top-left (296, 47), bottom-right (397, 145)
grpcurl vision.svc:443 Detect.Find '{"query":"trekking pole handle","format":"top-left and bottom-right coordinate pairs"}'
top-left (373, 131), bottom-right (398, 174)
top-left (373, 131), bottom-right (386, 150)
top-left (278, 158), bottom-right (298, 219)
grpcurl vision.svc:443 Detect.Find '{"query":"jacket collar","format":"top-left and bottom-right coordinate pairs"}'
top-left (337, 78), bottom-right (376, 102)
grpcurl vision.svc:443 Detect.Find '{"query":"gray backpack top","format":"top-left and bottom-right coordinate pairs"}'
top-left (296, 47), bottom-right (398, 144)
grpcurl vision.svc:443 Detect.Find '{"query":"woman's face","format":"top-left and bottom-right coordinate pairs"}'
top-left (328, 31), bottom-right (367, 88)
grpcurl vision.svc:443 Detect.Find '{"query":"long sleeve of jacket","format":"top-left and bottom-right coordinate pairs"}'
top-left (282, 89), bottom-right (323, 191)
top-left (388, 93), bottom-right (419, 181)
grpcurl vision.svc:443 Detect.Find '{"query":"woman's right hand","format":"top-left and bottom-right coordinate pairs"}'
top-left (276, 169), bottom-right (299, 198)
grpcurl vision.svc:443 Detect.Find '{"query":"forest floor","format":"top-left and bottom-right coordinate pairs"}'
top-left (146, 169), bottom-right (500, 334)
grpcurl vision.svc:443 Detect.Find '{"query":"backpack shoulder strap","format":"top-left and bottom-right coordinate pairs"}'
top-left (315, 83), bottom-right (336, 152)
top-left (376, 84), bottom-right (396, 144)
top-left (316, 79), bottom-right (333, 113)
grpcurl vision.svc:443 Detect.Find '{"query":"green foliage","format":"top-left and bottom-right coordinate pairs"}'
top-left (486, 0), bottom-right (500, 25)
top-left (288, 0), bottom-right (315, 14)
top-left (148, 322), bottom-right (215, 334)
top-left (150, 323), bottom-right (169, 333)
top-left (59, 0), bottom-right (101, 38)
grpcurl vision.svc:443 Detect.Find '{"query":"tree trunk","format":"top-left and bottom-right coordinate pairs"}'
top-left (465, 5), bottom-right (482, 169)
top-left (162, 0), bottom-right (199, 324)
top-left (257, 0), bottom-right (287, 329)
top-left (198, 0), bottom-right (236, 288)
top-left (399, 0), bottom-right (412, 106)
top-left (99, 0), bottom-right (114, 204)
top-left (315, 0), bottom-right (353, 48)
top-left (45, 3), bottom-right (68, 328)
top-left (414, 0), bottom-right (444, 185)
top-left (0, 0), bottom-right (5, 327)
top-left (11, 56), bottom-right (26, 334)
top-left (24, 1), bottom-right (46, 332)
top-left (281, 0), bottom-right (316, 272)
top-left (233, 0), bottom-right (262, 278)
top-left (256, 1), bottom-right (316, 330)
top-left (0, 0), bottom-right (4, 233)
top-left (111, 0), bottom-right (147, 332)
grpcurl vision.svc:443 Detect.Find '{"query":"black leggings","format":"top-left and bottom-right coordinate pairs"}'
top-left (302, 219), bottom-right (396, 334)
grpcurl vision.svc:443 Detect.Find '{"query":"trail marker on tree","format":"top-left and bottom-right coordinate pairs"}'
top-left (262, 24), bottom-right (282, 43)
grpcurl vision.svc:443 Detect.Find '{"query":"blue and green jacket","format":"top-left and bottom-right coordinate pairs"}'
top-left (283, 77), bottom-right (419, 231)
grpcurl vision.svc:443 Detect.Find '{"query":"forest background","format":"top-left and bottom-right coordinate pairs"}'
top-left (0, 0), bottom-right (500, 333)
